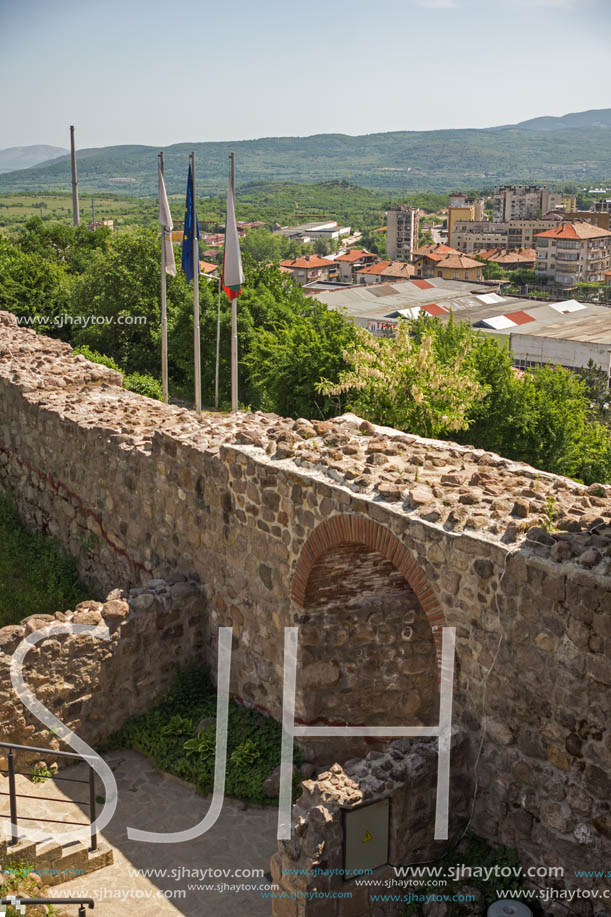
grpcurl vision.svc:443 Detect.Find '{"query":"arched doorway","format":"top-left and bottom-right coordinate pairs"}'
top-left (291, 515), bottom-right (445, 760)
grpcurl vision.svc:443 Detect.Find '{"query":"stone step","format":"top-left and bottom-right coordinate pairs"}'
top-left (38, 841), bottom-right (113, 886)
top-left (0, 838), bottom-right (39, 861)
top-left (0, 835), bottom-right (113, 886)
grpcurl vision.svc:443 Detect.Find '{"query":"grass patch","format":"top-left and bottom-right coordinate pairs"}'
top-left (101, 662), bottom-right (301, 805)
top-left (0, 855), bottom-right (65, 916)
top-left (0, 491), bottom-right (91, 628)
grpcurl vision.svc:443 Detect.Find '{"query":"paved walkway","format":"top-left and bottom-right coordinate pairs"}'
top-left (2, 749), bottom-right (279, 916)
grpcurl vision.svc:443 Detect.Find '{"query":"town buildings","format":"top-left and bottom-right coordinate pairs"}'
top-left (473, 248), bottom-right (537, 270)
top-left (334, 249), bottom-right (379, 283)
top-left (314, 279), bottom-right (611, 379)
top-left (273, 221), bottom-right (350, 244)
top-left (534, 221), bottom-right (611, 285)
top-left (199, 260), bottom-right (219, 279)
top-left (447, 193), bottom-right (486, 241)
top-left (355, 260), bottom-right (416, 284)
top-left (279, 254), bottom-right (338, 284)
top-left (412, 243), bottom-right (483, 281)
top-left (386, 205), bottom-right (419, 260)
top-left (564, 210), bottom-right (610, 231)
top-left (451, 217), bottom-right (562, 252)
top-left (491, 185), bottom-right (564, 221)
top-left (448, 192), bottom-right (486, 219)
top-left (88, 218), bottom-right (114, 231)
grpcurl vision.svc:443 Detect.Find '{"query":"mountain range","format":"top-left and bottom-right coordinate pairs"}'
top-left (0, 145), bottom-right (68, 174)
top-left (1, 109), bottom-right (609, 196)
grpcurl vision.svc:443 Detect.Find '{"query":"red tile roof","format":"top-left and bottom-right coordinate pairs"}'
top-left (412, 243), bottom-right (461, 263)
top-left (411, 279), bottom-right (434, 290)
top-left (335, 249), bottom-right (376, 263)
top-left (356, 260), bottom-right (415, 277)
top-left (199, 260), bottom-right (218, 274)
top-left (474, 248), bottom-right (537, 264)
top-left (435, 254), bottom-right (482, 270)
top-left (280, 255), bottom-right (333, 269)
top-left (536, 221), bottom-right (611, 240)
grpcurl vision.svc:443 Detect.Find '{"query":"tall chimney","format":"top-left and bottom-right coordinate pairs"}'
top-left (70, 125), bottom-right (80, 227)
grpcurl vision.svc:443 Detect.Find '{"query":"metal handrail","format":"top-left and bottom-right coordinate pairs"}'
top-left (1, 899), bottom-right (94, 915)
top-left (0, 742), bottom-right (98, 851)
top-left (0, 742), bottom-right (97, 762)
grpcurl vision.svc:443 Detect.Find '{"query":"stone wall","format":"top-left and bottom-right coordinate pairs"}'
top-left (1, 312), bottom-right (610, 894)
top-left (0, 578), bottom-right (206, 766)
top-left (271, 734), bottom-right (473, 917)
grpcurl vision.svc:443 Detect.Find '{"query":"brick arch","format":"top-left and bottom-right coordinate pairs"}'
top-left (291, 514), bottom-right (446, 661)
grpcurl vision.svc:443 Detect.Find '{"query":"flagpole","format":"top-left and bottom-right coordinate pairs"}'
top-left (230, 152), bottom-right (238, 413)
top-left (159, 152), bottom-right (169, 404)
top-left (191, 152), bottom-right (202, 414)
top-left (215, 271), bottom-right (221, 409)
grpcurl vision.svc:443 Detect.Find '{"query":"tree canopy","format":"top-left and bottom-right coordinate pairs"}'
top-left (1, 218), bottom-right (610, 485)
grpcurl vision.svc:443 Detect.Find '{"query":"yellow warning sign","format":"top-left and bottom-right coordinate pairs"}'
top-left (362, 831), bottom-right (373, 843)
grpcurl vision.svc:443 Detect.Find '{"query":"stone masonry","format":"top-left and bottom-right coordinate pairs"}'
top-left (0, 311), bottom-right (610, 901)
top-left (0, 578), bottom-right (206, 766)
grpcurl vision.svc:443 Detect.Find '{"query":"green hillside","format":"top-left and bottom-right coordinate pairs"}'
top-left (1, 112), bottom-right (610, 196)
top-left (0, 183), bottom-right (451, 237)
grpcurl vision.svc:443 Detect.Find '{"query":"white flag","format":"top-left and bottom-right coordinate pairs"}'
top-left (222, 165), bottom-right (244, 300)
top-left (158, 166), bottom-right (176, 277)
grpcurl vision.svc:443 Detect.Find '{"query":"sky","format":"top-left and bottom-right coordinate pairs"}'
top-left (0, 0), bottom-right (610, 150)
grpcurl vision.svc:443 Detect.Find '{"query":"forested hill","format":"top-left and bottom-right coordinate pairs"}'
top-left (0, 145), bottom-right (68, 174)
top-left (1, 109), bottom-right (610, 195)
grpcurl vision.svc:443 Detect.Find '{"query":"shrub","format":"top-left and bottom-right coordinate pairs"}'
top-left (102, 663), bottom-right (301, 804)
top-left (123, 371), bottom-right (163, 400)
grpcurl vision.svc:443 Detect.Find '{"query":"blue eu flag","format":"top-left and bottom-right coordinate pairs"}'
top-left (181, 164), bottom-right (200, 282)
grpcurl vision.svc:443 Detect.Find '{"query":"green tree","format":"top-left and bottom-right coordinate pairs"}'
top-left (328, 315), bottom-right (611, 483)
top-left (69, 229), bottom-right (189, 375)
top-left (240, 227), bottom-right (282, 263)
top-left (360, 229), bottom-right (386, 256)
top-left (320, 319), bottom-right (484, 438)
top-left (245, 296), bottom-right (359, 418)
top-left (491, 366), bottom-right (611, 482)
top-left (16, 216), bottom-right (112, 274)
top-left (480, 260), bottom-right (509, 281)
top-left (0, 234), bottom-right (73, 329)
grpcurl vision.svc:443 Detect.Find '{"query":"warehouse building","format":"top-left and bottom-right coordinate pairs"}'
top-left (314, 280), bottom-right (611, 378)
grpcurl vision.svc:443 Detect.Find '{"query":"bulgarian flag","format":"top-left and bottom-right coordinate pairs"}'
top-left (221, 162), bottom-right (244, 300)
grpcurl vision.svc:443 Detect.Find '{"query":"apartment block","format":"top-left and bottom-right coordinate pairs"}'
top-left (386, 206), bottom-right (419, 260)
top-left (535, 221), bottom-right (611, 286)
top-left (564, 211), bottom-right (610, 231)
top-left (492, 185), bottom-right (563, 222)
top-left (451, 217), bottom-right (562, 253)
top-left (507, 218), bottom-right (562, 250)
top-left (448, 206), bottom-right (478, 240)
top-left (448, 192), bottom-right (486, 220)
